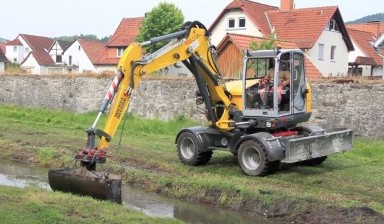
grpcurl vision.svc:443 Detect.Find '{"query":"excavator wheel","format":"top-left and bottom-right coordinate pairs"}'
top-left (176, 131), bottom-right (212, 166)
top-left (237, 140), bottom-right (275, 176)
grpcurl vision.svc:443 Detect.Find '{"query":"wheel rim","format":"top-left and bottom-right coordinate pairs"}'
top-left (180, 137), bottom-right (195, 159)
top-left (242, 146), bottom-right (260, 171)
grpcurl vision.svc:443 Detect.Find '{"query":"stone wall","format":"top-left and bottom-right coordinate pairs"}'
top-left (0, 74), bottom-right (383, 138)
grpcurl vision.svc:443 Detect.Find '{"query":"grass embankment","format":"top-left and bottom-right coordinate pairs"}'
top-left (0, 104), bottom-right (383, 224)
top-left (0, 185), bottom-right (180, 224)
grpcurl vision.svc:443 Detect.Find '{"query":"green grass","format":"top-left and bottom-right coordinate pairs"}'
top-left (0, 104), bottom-right (383, 222)
top-left (0, 186), bottom-right (181, 224)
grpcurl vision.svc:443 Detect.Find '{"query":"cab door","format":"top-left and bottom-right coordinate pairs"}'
top-left (291, 52), bottom-right (306, 113)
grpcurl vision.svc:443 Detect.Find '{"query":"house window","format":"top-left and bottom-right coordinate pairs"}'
top-left (25, 47), bottom-right (30, 53)
top-left (78, 46), bottom-right (81, 51)
top-left (238, 17), bottom-right (246, 28)
top-left (117, 48), bottom-right (125, 57)
top-left (13, 46), bottom-right (17, 52)
top-left (329, 19), bottom-right (339, 31)
top-left (330, 45), bottom-right (336, 61)
top-left (228, 18), bottom-right (235, 28)
top-left (69, 56), bottom-right (72, 65)
top-left (318, 44), bottom-right (324, 60)
top-left (56, 55), bottom-right (62, 63)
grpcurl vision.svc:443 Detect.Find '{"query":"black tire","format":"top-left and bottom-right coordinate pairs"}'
top-left (238, 140), bottom-right (272, 176)
top-left (176, 132), bottom-right (212, 166)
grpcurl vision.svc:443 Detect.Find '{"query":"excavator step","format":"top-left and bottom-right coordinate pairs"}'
top-left (48, 167), bottom-right (122, 203)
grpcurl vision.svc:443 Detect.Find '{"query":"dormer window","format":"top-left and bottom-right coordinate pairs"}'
top-left (329, 19), bottom-right (339, 31)
top-left (117, 48), bottom-right (125, 57)
top-left (238, 17), bottom-right (246, 28)
top-left (228, 18), bottom-right (235, 29)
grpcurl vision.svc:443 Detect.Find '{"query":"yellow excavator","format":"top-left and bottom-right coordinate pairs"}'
top-left (48, 21), bottom-right (353, 203)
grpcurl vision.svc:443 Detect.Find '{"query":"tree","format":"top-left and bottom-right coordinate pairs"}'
top-left (136, 2), bottom-right (184, 53)
top-left (250, 32), bottom-right (278, 50)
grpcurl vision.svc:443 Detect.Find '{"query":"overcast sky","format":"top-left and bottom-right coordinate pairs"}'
top-left (1, 0), bottom-right (384, 40)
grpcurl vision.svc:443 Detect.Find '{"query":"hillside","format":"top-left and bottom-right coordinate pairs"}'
top-left (346, 12), bottom-right (384, 24)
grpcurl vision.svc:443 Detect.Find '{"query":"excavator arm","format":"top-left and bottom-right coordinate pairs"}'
top-left (76, 21), bottom-right (236, 168)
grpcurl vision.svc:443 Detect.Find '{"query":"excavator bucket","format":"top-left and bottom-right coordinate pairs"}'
top-left (48, 167), bottom-right (122, 203)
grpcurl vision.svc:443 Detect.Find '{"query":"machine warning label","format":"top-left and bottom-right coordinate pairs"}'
top-left (114, 98), bottom-right (127, 119)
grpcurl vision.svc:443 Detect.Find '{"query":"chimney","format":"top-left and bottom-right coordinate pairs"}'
top-left (280, 0), bottom-right (294, 12)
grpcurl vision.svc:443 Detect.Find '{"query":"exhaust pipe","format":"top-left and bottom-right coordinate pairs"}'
top-left (48, 167), bottom-right (122, 203)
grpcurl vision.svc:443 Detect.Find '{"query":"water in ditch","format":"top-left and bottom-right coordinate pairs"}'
top-left (0, 159), bottom-right (285, 224)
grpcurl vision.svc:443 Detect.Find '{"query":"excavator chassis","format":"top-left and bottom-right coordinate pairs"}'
top-left (48, 167), bottom-right (122, 203)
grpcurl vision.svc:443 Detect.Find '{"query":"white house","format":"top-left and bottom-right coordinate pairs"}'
top-left (5, 34), bottom-right (53, 64)
top-left (21, 40), bottom-right (73, 75)
top-left (63, 39), bottom-right (105, 73)
top-left (49, 40), bottom-right (72, 65)
top-left (21, 51), bottom-right (56, 74)
top-left (347, 28), bottom-right (383, 77)
top-left (209, 1), bottom-right (277, 46)
top-left (209, 0), bottom-right (354, 78)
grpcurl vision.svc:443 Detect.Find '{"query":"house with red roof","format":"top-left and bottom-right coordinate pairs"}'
top-left (21, 38), bottom-right (104, 74)
top-left (346, 21), bottom-right (384, 38)
top-left (347, 28), bottom-right (383, 77)
top-left (95, 17), bottom-right (143, 72)
top-left (21, 39), bottom-right (73, 74)
top-left (21, 51), bottom-right (56, 74)
top-left (49, 40), bottom-right (72, 64)
top-left (209, 0), bottom-right (354, 78)
top-left (5, 34), bottom-right (53, 64)
top-left (63, 39), bottom-right (105, 73)
top-left (216, 33), bottom-right (321, 78)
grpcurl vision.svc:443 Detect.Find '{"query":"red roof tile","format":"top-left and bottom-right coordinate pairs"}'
top-left (6, 38), bottom-right (22, 46)
top-left (95, 49), bottom-right (120, 65)
top-left (0, 42), bottom-right (6, 54)
top-left (217, 33), bottom-right (298, 52)
top-left (304, 56), bottom-right (322, 79)
top-left (24, 51), bottom-right (55, 66)
top-left (209, 1), bottom-right (353, 52)
top-left (107, 17), bottom-right (143, 47)
top-left (346, 22), bottom-right (384, 37)
top-left (267, 6), bottom-right (353, 50)
top-left (209, 0), bottom-right (278, 34)
top-left (347, 28), bottom-right (382, 65)
top-left (78, 39), bottom-right (105, 64)
top-left (0, 47), bottom-right (7, 62)
top-left (95, 17), bottom-right (143, 65)
top-left (20, 34), bottom-right (53, 52)
top-left (353, 56), bottom-right (376, 66)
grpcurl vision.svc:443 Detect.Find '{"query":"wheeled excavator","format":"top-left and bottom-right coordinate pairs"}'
top-left (48, 21), bottom-right (353, 203)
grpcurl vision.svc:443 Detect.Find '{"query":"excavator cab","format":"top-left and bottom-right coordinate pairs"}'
top-left (242, 49), bottom-right (309, 128)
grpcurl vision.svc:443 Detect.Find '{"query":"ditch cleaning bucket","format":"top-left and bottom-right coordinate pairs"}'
top-left (48, 167), bottom-right (122, 203)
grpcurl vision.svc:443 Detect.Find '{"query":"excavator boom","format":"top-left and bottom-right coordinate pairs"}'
top-left (48, 21), bottom-right (235, 202)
